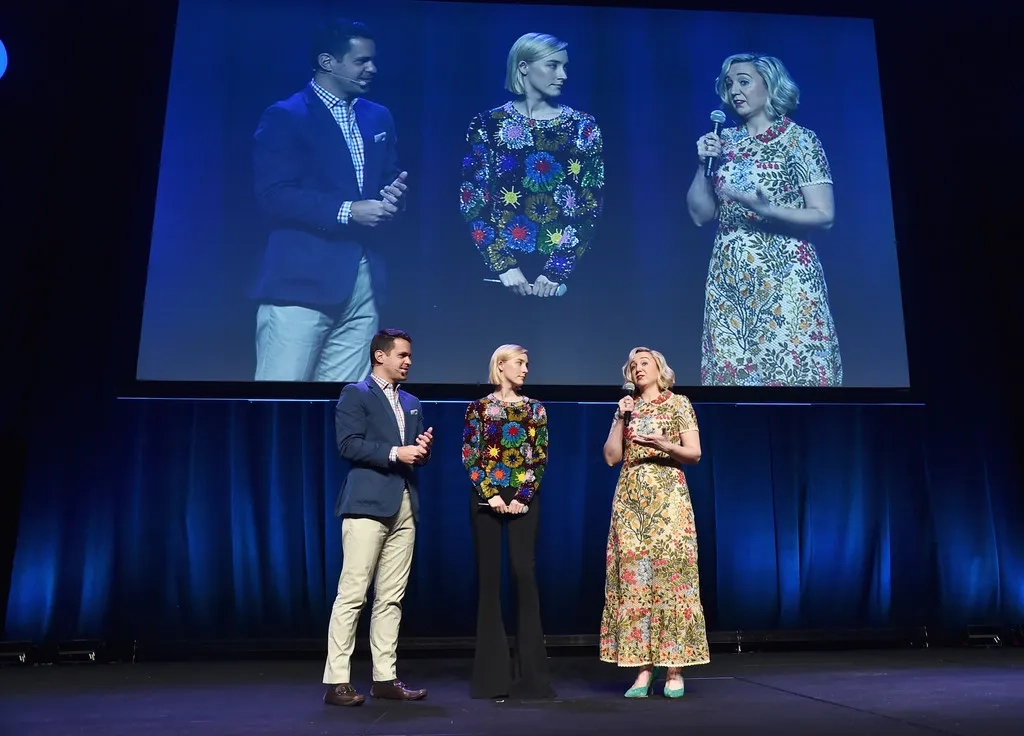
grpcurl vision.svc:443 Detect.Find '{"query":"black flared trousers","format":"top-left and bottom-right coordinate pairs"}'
top-left (469, 492), bottom-right (554, 699)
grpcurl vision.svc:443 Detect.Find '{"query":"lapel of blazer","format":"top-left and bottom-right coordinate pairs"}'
top-left (366, 378), bottom-right (404, 445)
top-left (397, 392), bottom-right (413, 445)
top-left (303, 86), bottom-right (362, 194)
top-left (355, 101), bottom-right (378, 196)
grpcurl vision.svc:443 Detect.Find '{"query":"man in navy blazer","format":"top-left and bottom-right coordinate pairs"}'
top-left (323, 328), bottom-right (435, 707)
top-left (251, 18), bottom-right (409, 383)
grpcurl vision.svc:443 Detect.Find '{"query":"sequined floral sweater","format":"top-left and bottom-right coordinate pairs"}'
top-left (459, 102), bottom-right (604, 283)
top-left (462, 396), bottom-right (549, 504)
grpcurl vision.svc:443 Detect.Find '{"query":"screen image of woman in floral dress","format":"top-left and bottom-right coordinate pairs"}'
top-left (459, 32), bottom-right (604, 299)
top-left (686, 53), bottom-right (842, 387)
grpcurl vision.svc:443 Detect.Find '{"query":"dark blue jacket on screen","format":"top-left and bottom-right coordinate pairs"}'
top-left (251, 84), bottom-right (401, 308)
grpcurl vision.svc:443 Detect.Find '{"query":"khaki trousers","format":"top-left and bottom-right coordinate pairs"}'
top-left (323, 490), bottom-right (415, 684)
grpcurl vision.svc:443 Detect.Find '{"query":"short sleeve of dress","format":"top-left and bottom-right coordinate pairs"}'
top-left (789, 127), bottom-right (833, 188)
top-left (676, 395), bottom-right (699, 435)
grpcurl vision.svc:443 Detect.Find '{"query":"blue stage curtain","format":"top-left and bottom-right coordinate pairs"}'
top-left (5, 397), bottom-right (1021, 643)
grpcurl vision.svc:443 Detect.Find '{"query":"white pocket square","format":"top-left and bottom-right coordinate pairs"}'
top-left (374, 132), bottom-right (386, 143)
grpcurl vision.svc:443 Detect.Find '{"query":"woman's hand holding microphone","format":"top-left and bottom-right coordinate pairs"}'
top-left (697, 132), bottom-right (723, 165)
top-left (616, 395), bottom-right (635, 422)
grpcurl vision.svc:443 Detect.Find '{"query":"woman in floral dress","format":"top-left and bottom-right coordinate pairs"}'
top-left (459, 32), bottom-right (603, 298)
top-left (686, 53), bottom-right (842, 386)
top-left (600, 347), bottom-right (709, 698)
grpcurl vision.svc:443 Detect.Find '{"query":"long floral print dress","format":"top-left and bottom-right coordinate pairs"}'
top-left (600, 391), bottom-right (710, 668)
top-left (702, 117), bottom-right (843, 386)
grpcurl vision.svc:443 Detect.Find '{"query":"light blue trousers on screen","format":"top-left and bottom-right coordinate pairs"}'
top-left (254, 256), bottom-right (378, 383)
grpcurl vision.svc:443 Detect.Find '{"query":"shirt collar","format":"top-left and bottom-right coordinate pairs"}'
top-left (310, 79), bottom-right (357, 112)
top-left (371, 373), bottom-right (399, 393)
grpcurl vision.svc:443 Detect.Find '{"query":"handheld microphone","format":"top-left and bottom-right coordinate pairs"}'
top-left (483, 279), bottom-right (567, 296)
top-left (704, 109), bottom-right (727, 179)
top-left (621, 381), bottom-right (635, 426)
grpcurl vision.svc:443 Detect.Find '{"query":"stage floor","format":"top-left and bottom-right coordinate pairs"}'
top-left (1, 648), bottom-right (1022, 735)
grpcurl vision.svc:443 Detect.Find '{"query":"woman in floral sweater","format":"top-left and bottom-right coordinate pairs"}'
top-left (460, 32), bottom-right (604, 298)
top-left (462, 344), bottom-right (553, 699)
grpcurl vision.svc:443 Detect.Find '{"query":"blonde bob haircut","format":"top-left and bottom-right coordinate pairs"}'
top-left (505, 32), bottom-right (568, 95)
top-left (489, 344), bottom-right (529, 386)
top-left (621, 346), bottom-right (675, 391)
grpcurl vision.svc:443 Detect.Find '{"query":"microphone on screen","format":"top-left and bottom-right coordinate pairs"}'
top-left (621, 381), bottom-right (635, 427)
top-left (332, 74), bottom-right (369, 88)
top-left (704, 109), bottom-right (728, 179)
top-left (335, 74), bottom-right (368, 87)
top-left (315, 67), bottom-right (370, 88)
top-left (482, 279), bottom-right (567, 296)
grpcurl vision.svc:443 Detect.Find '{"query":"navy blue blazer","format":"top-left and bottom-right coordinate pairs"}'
top-left (333, 378), bottom-right (428, 521)
top-left (251, 85), bottom-right (402, 309)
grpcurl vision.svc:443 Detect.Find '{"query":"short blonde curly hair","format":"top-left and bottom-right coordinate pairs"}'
top-left (621, 346), bottom-right (675, 391)
top-left (715, 53), bottom-right (800, 121)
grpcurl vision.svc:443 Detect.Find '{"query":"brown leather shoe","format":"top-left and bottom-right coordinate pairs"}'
top-left (370, 679), bottom-right (427, 700)
top-left (324, 684), bottom-right (365, 707)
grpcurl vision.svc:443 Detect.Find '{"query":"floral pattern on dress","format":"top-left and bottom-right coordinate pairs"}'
top-left (462, 397), bottom-right (548, 504)
top-left (600, 392), bottom-right (710, 668)
top-left (702, 117), bottom-right (843, 387)
top-left (460, 102), bottom-right (604, 283)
